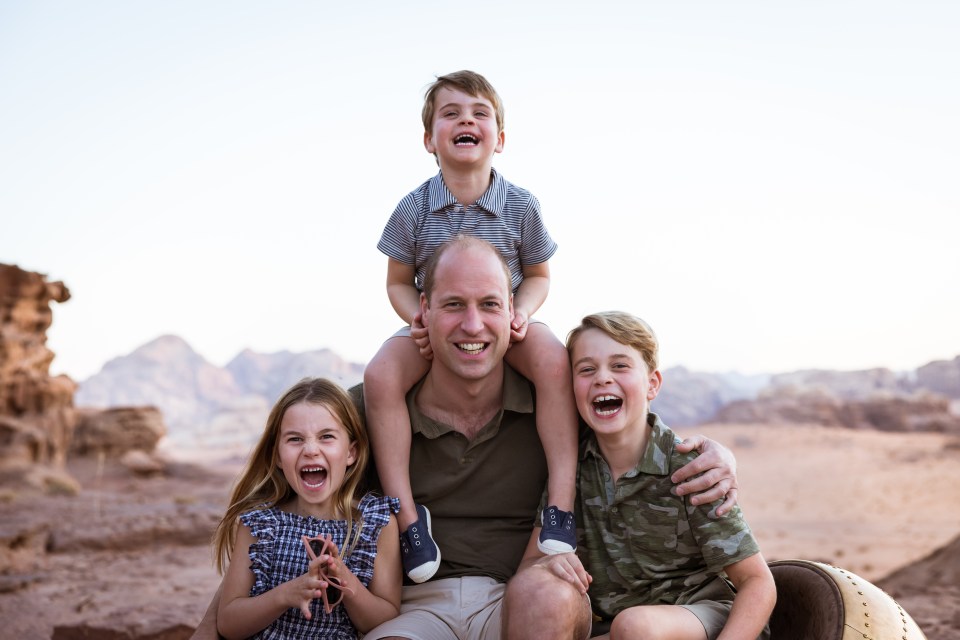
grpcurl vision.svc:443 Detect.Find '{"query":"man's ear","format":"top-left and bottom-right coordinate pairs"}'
top-left (647, 369), bottom-right (663, 401)
top-left (420, 292), bottom-right (430, 325)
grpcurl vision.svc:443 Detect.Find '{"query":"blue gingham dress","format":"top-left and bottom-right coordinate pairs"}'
top-left (240, 493), bottom-right (399, 639)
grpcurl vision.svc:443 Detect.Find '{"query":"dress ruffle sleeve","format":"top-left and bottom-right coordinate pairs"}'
top-left (240, 507), bottom-right (280, 597)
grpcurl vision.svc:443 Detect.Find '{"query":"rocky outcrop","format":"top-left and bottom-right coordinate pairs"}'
top-left (915, 356), bottom-right (960, 399)
top-left (769, 367), bottom-right (905, 399)
top-left (0, 263), bottom-right (76, 469)
top-left (714, 386), bottom-right (960, 433)
top-left (71, 407), bottom-right (166, 457)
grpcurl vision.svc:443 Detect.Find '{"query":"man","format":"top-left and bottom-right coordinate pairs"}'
top-left (191, 235), bottom-right (738, 639)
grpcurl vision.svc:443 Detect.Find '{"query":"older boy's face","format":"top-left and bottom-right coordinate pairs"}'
top-left (424, 86), bottom-right (504, 170)
top-left (570, 329), bottom-right (662, 437)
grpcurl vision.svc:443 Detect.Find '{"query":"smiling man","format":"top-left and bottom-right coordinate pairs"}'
top-left (189, 236), bottom-right (740, 640)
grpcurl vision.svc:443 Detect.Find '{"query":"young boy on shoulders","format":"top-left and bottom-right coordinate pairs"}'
top-left (565, 311), bottom-right (776, 640)
top-left (364, 70), bottom-right (580, 583)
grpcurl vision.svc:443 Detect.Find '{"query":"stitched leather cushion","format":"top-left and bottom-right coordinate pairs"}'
top-left (768, 560), bottom-right (928, 640)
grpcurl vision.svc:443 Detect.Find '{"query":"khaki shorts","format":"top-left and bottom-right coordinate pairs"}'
top-left (364, 576), bottom-right (505, 640)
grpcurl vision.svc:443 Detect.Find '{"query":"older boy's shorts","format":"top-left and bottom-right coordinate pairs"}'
top-left (364, 576), bottom-right (505, 640)
top-left (677, 578), bottom-right (771, 640)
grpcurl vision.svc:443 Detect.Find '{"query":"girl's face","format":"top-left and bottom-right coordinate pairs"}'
top-left (276, 402), bottom-right (357, 519)
top-left (570, 328), bottom-right (662, 438)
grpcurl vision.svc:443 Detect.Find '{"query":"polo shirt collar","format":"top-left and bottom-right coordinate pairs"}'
top-left (408, 364), bottom-right (534, 439)
top-left (427, 168), bottom-right (506, 217)
top-left (581, 412), bottom-right (672, 477)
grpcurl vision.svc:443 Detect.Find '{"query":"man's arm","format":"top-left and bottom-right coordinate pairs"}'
top-left (672, 435), bottom-right (739, 516)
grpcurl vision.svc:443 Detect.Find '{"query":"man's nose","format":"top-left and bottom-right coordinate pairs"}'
top-left (461, 305), bottom-right (484, 333)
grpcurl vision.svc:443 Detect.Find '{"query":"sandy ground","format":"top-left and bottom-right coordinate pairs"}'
top-left (1, 422), bottom-right (958, 639)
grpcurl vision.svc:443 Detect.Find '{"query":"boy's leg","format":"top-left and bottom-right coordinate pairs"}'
top-left (364, 332), bottom-right (438, 582)
top-left (606, 605), bottom-right (708, 640)
top-left (505, 323), bottom-right (579, 553)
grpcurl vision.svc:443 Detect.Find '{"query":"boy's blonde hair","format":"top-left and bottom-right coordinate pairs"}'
top-left (212, 377), bottom-right (369, 574)
top-left (566, 311), bottom-right (660, 373)
top-left (422, 70), bottom-right (505, 133)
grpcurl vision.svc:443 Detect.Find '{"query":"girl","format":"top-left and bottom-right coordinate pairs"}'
top-left (213, 377), bottom-right (401, 639)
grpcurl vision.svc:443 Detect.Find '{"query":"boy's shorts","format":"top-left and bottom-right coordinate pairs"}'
top-left (589, 577), bottom-right (771, 640)
top-left (364, 576), bottom-right (506, 640)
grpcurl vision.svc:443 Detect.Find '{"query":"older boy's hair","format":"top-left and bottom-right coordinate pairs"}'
top-left (422, 234), bottom-right (512, 302)
top-left (421, 70), bottom-right (505, 133)
top-left (566, 311), bottom-right (660, 373)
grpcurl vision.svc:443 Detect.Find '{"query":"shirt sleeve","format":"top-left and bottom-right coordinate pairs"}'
top-left (517, 192), bottom-right (558, 266)
top-left (377, 190), bottom-right (424, 265)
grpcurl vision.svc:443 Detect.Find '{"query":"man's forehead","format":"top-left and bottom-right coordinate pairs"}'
top-left (434, 248), bottom-right (509, 291)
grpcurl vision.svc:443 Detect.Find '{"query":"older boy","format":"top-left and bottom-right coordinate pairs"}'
top-left (364, 71), bottom-right (579, 583)
top-left (518, 311), bottom-right (776, 640)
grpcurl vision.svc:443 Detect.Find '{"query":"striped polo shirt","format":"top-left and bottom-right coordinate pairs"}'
top-left (377, 169), bottom-right (558, 292)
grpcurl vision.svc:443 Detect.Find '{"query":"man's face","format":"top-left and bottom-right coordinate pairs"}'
top-left (421, 244), bottom-right (513, 382)
top-left (424, 86), bottom-right (504, 171)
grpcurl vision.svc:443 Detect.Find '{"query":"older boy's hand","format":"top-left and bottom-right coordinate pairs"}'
top-left (510, 310), bottom-right (530, 343)
top-left (410, 313), bottom-right (433, 360)
top-left (672, 436), bottom-right (739, 516)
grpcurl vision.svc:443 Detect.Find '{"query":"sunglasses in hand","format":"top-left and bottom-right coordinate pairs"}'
top-left (302, 533), bottom-right (354, 614)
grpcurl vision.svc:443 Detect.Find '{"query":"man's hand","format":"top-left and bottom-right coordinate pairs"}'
top-left (672, 435), bottom-right (739, 516)
top-left (410, 313), bottom-right (433, 360)
top-left (532, 553), bottom-right (592, 595)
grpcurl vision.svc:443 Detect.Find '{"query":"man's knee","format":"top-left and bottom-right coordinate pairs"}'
top-left (504, 566), bottom-right (590, 638)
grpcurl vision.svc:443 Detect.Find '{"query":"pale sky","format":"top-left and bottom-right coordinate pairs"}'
top-left (2, 1), bottom-right (958, 381)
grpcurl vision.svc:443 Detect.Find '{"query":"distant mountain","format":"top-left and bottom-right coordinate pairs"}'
top-left (76, 335), bottom-right (960, 455)
top-left (76, 336), bottom-right (365, 456)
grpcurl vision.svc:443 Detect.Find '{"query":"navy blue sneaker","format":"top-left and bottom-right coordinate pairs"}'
top-left (400, 504), bottom-right (441, 583)
top-left (538, 505), bottom-right (576, 554)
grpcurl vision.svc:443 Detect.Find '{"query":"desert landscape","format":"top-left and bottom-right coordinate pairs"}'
top-left (2, 263), bottom-right (959, 639)
top-left (1, 423), bottom-right (958, 639)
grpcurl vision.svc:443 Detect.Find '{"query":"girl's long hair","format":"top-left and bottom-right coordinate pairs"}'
top-left (213, 377), bottom-right (370, 574)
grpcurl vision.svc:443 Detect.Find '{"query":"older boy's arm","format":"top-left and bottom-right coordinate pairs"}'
top-left (716, 554), bottom-right (776, 640)
top-left (385, 258), bottom-right (420, 325)
top-left (672, 435), bottom-right (739, 515)
top-left (512, 262), bottom-right (550, 341)
top-left (189, 583), bottom-right (225, 640)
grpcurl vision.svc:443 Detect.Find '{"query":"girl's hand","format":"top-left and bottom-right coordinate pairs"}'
top-left (283, 557), bottom-right (330, 620)
top-left (510, 310), bottom-right (529, 343)
top-left (410, 313), bottom-right (433, 360)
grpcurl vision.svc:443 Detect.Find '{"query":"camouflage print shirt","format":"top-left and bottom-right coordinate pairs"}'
top-left (577, 412), bottom-right (760, 620)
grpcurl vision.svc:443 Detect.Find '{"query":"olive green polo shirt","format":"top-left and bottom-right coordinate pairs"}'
top-left (352, 365), bottom-right (547, 584)
top-left (577, 412), bottom-right (760, 619)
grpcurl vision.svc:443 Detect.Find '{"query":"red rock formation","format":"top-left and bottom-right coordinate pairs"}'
top-left (0, 263), bottom-right (76, 469)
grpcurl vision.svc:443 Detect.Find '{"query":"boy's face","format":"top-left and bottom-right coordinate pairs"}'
top-left (570, 328), bottom-right (662, 438)
top-left (424, 86), bottom-right (504, 171)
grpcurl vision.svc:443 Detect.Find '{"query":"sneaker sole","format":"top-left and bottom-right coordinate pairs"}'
top-left (537, 538), bottom-right (575, 555)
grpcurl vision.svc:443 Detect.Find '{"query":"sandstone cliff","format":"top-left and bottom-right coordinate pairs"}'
top-left (0, 263), bottom-right (76, 474)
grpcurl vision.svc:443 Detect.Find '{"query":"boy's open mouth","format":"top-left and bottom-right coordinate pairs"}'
top-left (454, 134), bottom-right (478, 146)
top-left (457, 342), bottom-right (486, 355)
top-left (300, 466), bottom-right (327, 488)
top-left (593, 395), bottom-right (623, 416)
